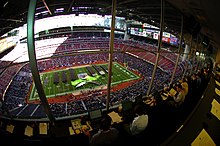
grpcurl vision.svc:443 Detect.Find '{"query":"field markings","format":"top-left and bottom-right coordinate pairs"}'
top-left (29, 62), bottom-right (140, 101)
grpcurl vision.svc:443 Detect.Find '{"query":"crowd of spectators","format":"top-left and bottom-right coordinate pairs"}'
top-left (0, 32), bottom-right (196, 119)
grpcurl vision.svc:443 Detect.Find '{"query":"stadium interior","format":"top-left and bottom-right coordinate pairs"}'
top-left (0, 0), bottom-right (220, 145)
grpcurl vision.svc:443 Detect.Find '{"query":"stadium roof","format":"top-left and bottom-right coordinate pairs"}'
top-left (0, 0), bottom-right (220, 51)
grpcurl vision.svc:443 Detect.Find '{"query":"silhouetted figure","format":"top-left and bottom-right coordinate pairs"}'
top-left (89, 115), bottom-right (119, 146)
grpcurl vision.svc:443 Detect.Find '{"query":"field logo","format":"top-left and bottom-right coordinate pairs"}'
top-left (71, 73), bottom-right (100, 88)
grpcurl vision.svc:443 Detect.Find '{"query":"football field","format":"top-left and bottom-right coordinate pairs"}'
top-left (29, 62), bottom-right (140, 101)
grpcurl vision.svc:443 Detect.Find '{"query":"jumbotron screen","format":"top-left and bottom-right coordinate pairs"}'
top-left (129, 26), bottom-right (179, 46)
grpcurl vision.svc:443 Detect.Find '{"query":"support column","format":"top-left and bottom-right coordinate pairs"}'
top-left (27, 0), bottom-right (55, 123)
top-left (196, 45), bottom-right (203, 72)
top-left (106, 0), bottom-right (116, 111)
top-left (190, 34), bottom-right (198, 75)
top-left (124, 21), bottom-right (129, 40)
top-left (183, 44), bottom-right (190, 61)
top-left (182, 35), bottom-right (192, 78)
top-left (170, 15), bottom-right (183, 85)
top-left (146, 0), bottom-right (164, 96)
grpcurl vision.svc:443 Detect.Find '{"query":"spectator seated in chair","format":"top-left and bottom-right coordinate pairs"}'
top-left (123, 104), bottom-right (149, 136)
top-left (89, 114), bottom-right (119, 146)
top-left (168, 83), bottom-right (186, 107)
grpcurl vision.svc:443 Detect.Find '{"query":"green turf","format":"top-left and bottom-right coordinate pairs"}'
top-left (29, 62), bottom-right (140, 101)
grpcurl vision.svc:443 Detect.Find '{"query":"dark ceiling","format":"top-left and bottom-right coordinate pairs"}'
top-left (0, 0), bottom-right (220, 52)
